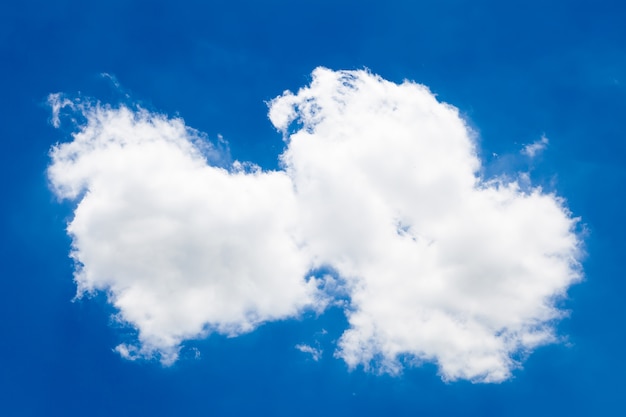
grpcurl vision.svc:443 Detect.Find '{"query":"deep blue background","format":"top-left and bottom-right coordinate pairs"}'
top-left (1, 1), bottom-right (625, 415)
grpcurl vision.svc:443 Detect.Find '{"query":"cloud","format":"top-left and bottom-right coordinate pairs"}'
top-left (48, 93), bottom-right (74, 128)
top-left (47, 99), bottom-right (325, 364)
top-left (270, 69), bottom-right (581, 382)
top-left (48, 68), bottom-right (582, 382)
top-left (521, 135), bottom-right (549, 158)
top-left (295, 344), bottom-right (323, 361)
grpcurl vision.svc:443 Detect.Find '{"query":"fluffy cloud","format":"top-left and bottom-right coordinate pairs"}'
top-left (48, 68), bottom-right (582, 381)
top-left (48, 100), bottom-right (324, 364)
top-left (272, 69), bottom-right (582, 382)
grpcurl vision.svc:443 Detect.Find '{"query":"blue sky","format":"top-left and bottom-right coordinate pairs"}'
top-left (1, 0), bottom-right (625, 415)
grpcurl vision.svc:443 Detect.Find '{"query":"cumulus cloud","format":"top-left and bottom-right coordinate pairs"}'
top-left (271, 69), bottom-right (581, 382)
top-left (48, 68), bottom-right (582, 382)
top-left (48, 98), bottom-right (325, 364)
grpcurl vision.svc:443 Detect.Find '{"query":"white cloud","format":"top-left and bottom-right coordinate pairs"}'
top-left (48, 101), bottom-right (325, 364)
top-left (522, 135), bottom-right (549, 158)
top-left (295, 344), bottom-right (323, 361)
top-left (48, 93), bottom-right (74, 128)
top-left (271, 68), bottom-right (582, 382)
top-left (48, 68), bottom-right (582, 382)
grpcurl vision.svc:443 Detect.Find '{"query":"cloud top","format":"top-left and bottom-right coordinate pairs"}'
top-left (48, 68), bottom-right (582, 381)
